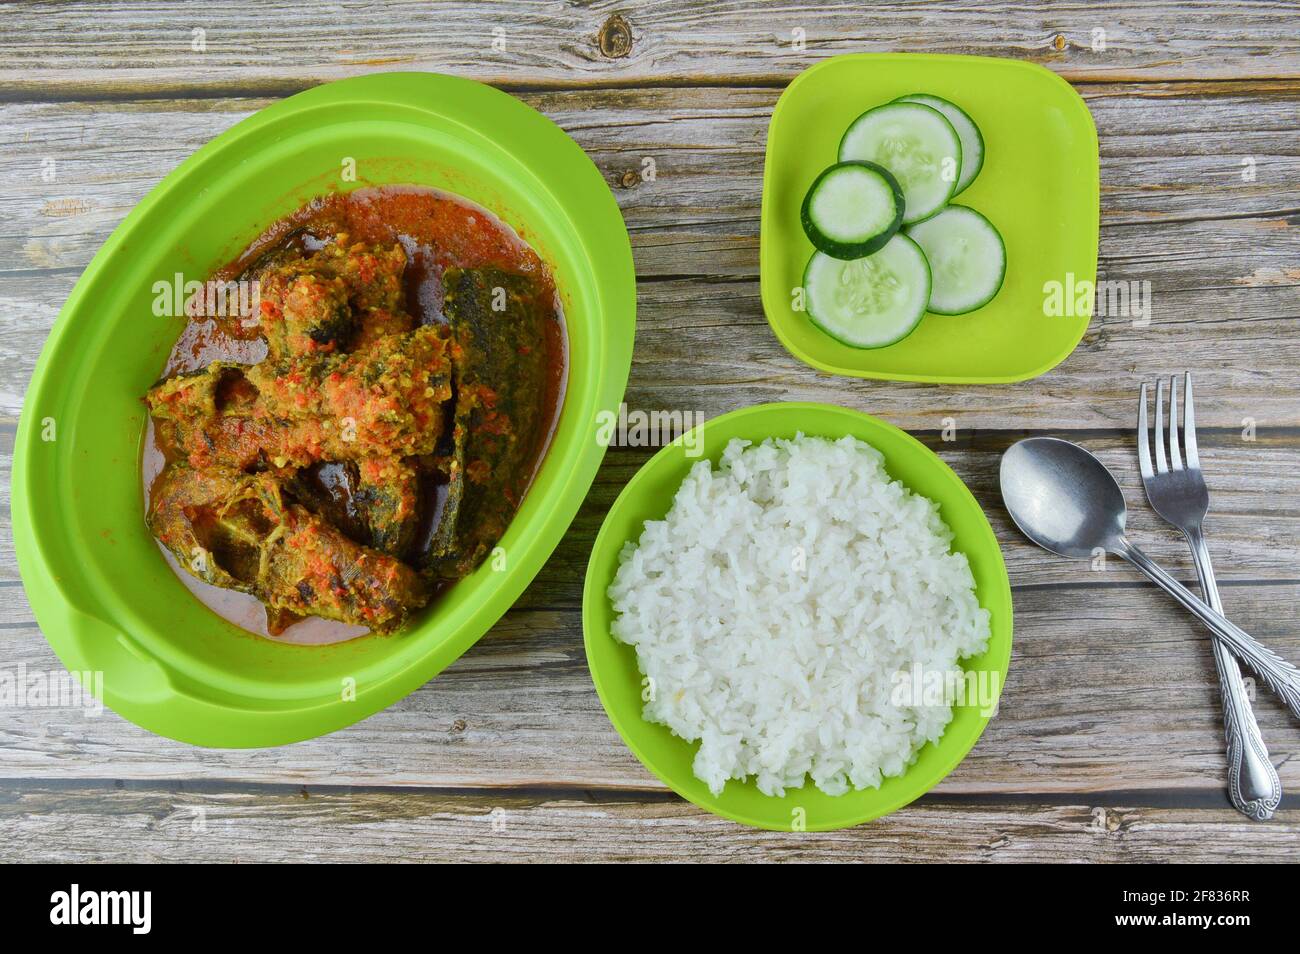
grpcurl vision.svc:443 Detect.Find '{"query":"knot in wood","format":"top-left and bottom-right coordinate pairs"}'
top-left (598, 14), bottom-right (633, 59)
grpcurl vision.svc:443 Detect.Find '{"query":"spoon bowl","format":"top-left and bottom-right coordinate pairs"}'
top-left (999, 437), bottom-right (1300, 722)
top-left (999, 437), bottom-right (1128, 559)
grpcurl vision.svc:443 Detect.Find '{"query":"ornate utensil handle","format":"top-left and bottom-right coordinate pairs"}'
top-left (1185, 528), bottom-right (1280, 821)
top-left (1116, 538), bottom-right (1300, 722)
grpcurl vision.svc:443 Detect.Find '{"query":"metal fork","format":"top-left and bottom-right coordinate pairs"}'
top-left (1138, 372), bottom-right (1281, 821)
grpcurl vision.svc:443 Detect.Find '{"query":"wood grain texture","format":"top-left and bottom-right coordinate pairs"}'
top-left (0, 84), bottom-right (1296, 429)
top-left (4, 782), bottom-right (1297, 862)
top-left (1, 1), bottom-right (1298, 862)
top-left (0, 429), bottom-right (1298, 593)
top-left (2, 585), bottom-right (1298, 794)
top-left (1, 0), bottom-right (1298, 98)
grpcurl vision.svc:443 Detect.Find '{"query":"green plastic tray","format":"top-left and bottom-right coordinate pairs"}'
top-left (11, 72), bottom-right (636, 747)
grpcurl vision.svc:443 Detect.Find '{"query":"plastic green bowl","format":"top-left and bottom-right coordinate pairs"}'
top-left (761, 54), bottom-right (1099, 383)
top-left (583, 403), bottom-right (1012, 830)
top-left (12, 72), bottom-right (636, 747)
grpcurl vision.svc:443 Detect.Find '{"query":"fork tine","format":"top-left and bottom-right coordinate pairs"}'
top-left (1183, 371), bottom-right (1200, 470)
top-left (1168, 375), bottom-right (1183, 470)
top-left (1137, 382), bottom-right (1154, 479)
top-left (1154, 378), bottom-right (1168, 473)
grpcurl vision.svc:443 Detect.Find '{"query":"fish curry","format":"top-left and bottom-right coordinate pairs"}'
top-left (144, 187), bottom-right (565, 642)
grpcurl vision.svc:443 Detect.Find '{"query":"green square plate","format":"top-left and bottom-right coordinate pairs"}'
top-left (760, 54), bottom-right (1098, 383)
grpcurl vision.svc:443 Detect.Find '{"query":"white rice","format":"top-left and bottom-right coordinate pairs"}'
top-left (607, 434), bottom-right (990, 797)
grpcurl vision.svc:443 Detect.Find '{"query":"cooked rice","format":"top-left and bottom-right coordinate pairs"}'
top-left (608, 434), bottom-right (990, 797)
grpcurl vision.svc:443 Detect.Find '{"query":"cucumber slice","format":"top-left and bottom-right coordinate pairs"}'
top-left (905, 205), bottom-right (1006, 315)
top-left (894, 94), bottom-right (985, 195)
top-left (803, 234), bottom-right (931, 349)
top-left (800, 160), bottom-right (904, 259)
top-left (838, 102), bottom-right (961, 225)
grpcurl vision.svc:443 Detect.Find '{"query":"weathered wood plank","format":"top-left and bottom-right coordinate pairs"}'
top-left (6, 428), bottom-right (1298, 591)
top-left (2, 783), bottom-right (1297, 862)
top-left (1, 584), bottom-right (1297, 794)
top-left (540, 435), bottom-right (1300, 600)
top-left (3, 84), bottom-right (1297, 263)
top-left (2, 13), bottom-right (1298, 858)
top-left (619, 279), bottom-right (1300, 433)
top-left (2, 270), bottom-right (1296, 432)
top-left (0, 85), bottom-right (1296, 428)
top-left (1, 0), bottom-right (1298, 95)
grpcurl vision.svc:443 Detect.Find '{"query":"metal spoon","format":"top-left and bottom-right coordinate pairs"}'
top-left (1000, 437), bottom-right (1300, 720)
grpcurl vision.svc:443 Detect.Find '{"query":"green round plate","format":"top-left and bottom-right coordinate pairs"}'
top-left (12, 72), bottom-right (635, 747)
top-left (582, 403), bottom-right (1013, 830)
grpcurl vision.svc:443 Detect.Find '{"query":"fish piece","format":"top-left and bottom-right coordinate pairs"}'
top-left (147, 364), bottom-right (273, 471)
top-left (147, 464), bottom-right (279, 595)
top-left (259, 503), bottom-right (428, 633)
top-left (246, 236), bottom-right (407, 358)
top-left (313, 235), bottom-right (408, 312)
top-left (256, 263), bottom-right (354, 359)
top-left (147, 325), bottom-right (453, 471)
top-left (148, 463), bottom-right (429, 633)
top-left (419, 420), bottom-right (466, 568)
top-left (351, 307), bottom-right (415, 350)
top-left (246, 324), bottom-right (452, 463)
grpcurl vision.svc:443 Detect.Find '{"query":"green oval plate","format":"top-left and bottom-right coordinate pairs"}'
top-left (761, 54), bottom-right (1099, 383)
top-left (12, 72), bottom-right (635, 747)
top-left (583, 403), bottom-right (1012, 830)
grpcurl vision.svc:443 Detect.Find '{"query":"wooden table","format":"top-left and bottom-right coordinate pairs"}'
top-left (1, 1), bottom-right (1297, 863)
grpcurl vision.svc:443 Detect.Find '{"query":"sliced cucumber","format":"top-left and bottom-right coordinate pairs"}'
top-left (838, 102), bottom-right (961, 225)
top-left (800, 160), bottom-right (904, 259)
top-left (905, 205), bottom-right (1006, 315)
top-left (803, 234), bottom-right (931, 349)
top-left (894, 94), bottom-right (984, 195)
